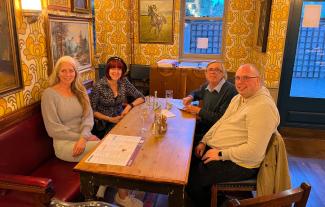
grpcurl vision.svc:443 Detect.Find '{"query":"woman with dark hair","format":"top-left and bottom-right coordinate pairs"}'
top-left (90, 56), bottom-right (144, 206)
top-left (91, 56), bottom-right (144, 138)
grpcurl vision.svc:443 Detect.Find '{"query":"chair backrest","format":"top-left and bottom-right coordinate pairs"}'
top-left (227, 182), bottom-right (311, 207)
top-left (129, 64), bottom-right (150, 80)
top-left (98, 64), bottom-right (107, 80)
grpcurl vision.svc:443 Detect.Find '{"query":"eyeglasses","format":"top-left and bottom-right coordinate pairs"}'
top-left (235, 76), bottom-right (258, 81)
top-left (206, 68), bottom-right (223, 73)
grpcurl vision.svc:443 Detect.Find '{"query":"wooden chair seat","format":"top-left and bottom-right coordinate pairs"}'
top-left (211, 178), bottom-right (257, 207)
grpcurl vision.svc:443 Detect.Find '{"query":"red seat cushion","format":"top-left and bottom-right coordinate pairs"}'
top-left (0, 112), bottom-right (53, 175)
top-left (0, 190), bottom-right (43, 207)
top-left (31, 158), bottom-right (80, 201)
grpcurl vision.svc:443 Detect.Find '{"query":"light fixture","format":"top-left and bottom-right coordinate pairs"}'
top-left (21, 0), bottom-right (42, 24)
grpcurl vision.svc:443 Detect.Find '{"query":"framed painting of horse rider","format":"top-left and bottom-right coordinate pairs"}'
top-left (139, 0), bottom-right (174, 44)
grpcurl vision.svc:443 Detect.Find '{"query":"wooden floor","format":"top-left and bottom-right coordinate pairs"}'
top-left (285, 135), bottom-right (325, 207)
top-left (288, 155), bottom-right (325, 207)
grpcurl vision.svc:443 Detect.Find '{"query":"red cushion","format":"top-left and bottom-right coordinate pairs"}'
top-left (0, 190), bottom-right (44, 207)
top-left (31, 158), bottom-right (80, 201)
top-left (0, 112), bottom-right (53, 175)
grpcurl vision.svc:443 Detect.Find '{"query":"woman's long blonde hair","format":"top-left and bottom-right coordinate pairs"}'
top-left (48, 56), bottom-right (90, 117)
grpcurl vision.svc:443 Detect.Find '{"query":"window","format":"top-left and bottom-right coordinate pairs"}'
top-left (180, 0), bottom-right (225, 59)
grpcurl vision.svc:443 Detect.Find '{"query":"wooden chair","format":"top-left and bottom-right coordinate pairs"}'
top-left (210, 178), bottom-right (257, 207)
top-left (128, 64), bottom-right (150, 96)
top-left (227, 182), bottom-right (311, 207)
top-left (211, 131), bottom-right (291, 207)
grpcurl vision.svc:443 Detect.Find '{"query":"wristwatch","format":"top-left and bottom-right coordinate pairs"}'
top-left (218, 151), bottom-right (222, 158)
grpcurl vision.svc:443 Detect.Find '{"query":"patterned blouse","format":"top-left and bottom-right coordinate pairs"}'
top-left (90, 77), bottom-right (144, 117)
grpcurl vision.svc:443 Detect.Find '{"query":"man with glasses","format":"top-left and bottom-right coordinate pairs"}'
top-left (182, 61), bottom-right (237, 144)
top-left (186, 64), bottom-right (280, 206)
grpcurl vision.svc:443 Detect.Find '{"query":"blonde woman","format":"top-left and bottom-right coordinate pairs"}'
top-left (42, 56), bottom-right (143, 206)
top-left (41, 56), bottom-right (100, 162)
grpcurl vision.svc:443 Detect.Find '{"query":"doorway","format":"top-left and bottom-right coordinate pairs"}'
top-left (278, 0), bottom-right (325, 129)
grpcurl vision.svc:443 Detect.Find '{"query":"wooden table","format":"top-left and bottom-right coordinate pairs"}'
top-left (74, 99), bottom-right (196, 206)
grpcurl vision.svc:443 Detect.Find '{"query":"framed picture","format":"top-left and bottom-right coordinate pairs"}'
top-left (48, 0), bottom-right (70, 11)
top-left (139, 0), bottom-right (174, 44)
top-left (47, 15), bottom-right (93, 74)
top-left (255, 0), bottom-right (272, 52)
top-left (0, 0), bottom-right (23, 97)
top-left (71, 0), bottom-right (91, 13)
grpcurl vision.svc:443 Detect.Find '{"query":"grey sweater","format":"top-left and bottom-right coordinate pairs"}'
top-left (41, 87), bottom-right (94, 141)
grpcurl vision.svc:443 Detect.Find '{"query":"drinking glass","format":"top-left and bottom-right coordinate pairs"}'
top-left (140, 104), bottom-right (149, 134)
top-left (145, 96), bottom-right (152, 107)
top-left (165, 90), bottom-right (173, 110)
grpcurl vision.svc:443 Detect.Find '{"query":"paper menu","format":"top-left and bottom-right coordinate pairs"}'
top-left (86, 134), bottom-right (144, 166)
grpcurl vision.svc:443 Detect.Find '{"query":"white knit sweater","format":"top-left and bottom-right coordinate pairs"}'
top-left (201, 87), bottom-right (280, 168)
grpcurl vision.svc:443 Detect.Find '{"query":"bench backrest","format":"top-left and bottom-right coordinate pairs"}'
top-left (0, 103), bottom-right (54, 175)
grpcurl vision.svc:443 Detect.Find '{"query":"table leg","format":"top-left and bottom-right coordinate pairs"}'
top-left (79, 173), bottom-right (97, 201)
top-left (169, 185), bottom-right (185, 207)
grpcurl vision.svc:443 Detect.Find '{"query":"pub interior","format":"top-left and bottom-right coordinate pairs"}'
top-left (1, 0), bottom-right (325, 206)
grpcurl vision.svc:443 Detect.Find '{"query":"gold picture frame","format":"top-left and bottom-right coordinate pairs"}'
top-left (71, 0), bottom-right (91, 14)
top-left (139, 0), bottom-right (174, 44)
top-left (47, 15), bottom-right (93, 75)
top-left (255, 0), bottom-right (272, 52)
top-left (0, 0), bottom-right (23, 97)
top-left (48, 0), bottom-right (70, 11)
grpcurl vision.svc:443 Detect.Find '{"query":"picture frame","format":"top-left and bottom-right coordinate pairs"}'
top-left (48, 0), bottom-right (70, 11)
top-left (71, 0), bottom-right (91, 14)
top-left (255, 0), bottom-right (272, 52)
top-left (139, 0), bottom-right (174, 44)
top-left (47, 15), bottom-right (93, 75)
top-left (0, 0), bottom-right (23, 97)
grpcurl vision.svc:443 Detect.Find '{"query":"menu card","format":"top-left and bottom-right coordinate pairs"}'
top-left (86, 134), bottom-right (144, 166)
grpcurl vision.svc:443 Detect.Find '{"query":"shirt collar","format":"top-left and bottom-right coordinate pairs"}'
top-left (206, 78), bottom-right (225, 93)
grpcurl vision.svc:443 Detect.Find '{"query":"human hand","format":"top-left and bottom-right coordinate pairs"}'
top-left (182, 96), bottom-right (193, 105)
top-left (183, 105), bottom-right (201, 115)
top-left (72, 137), bottom-right (87, 157)
top-left (87, 135), bottom-right (100, 141)
top-left (108, 115), bottom-right (123, 123)
top-left (121, 105), bottom-right (132, 116)
top-left (201, 148), bottom-right (220, 164)
top-left (195, 143), bottom-right (206, 158)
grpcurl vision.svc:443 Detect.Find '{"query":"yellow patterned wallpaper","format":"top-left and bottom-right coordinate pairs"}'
top-left (223, 0), bottom-right (255, 72)
top-left (94, 0), bottom-right (179, 65)
top-left (94, 0), bottom-right (130, 65)
top-left (250, 0), bottom-right (290, 88)
top-left (1, 0), bottom-right (290, 117)
top-left (0, 0), bottom-right (95, 117)
top-left (94, 0), bottom-right (289, 89)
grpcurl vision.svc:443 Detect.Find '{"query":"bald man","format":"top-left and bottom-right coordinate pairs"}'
top-left (186, 64), bottom-right (280, 207)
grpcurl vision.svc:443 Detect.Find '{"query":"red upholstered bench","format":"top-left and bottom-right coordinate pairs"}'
top-left (0, 103), bottom-right (81, 207)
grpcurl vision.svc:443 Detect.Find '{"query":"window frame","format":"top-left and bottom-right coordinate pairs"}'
top-left (179, 0), bottom-right (226, 61)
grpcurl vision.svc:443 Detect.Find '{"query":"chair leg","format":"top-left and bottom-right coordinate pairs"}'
top-left (211, 185), bottom-right (217, 207)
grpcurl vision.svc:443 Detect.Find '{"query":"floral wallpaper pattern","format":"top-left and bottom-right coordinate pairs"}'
top-left (0, 0), bottom-right (95, 117)
top-left (250, 0), bottom-right (290, 88)
top-left (0, 0), bottom-right (290, 117)
top-left (94, 0), bottom-right (179, 65)
top-left (95, 0), bottom-right (289, 89)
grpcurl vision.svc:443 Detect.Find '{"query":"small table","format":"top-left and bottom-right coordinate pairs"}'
top-left (74, 98), bottom-right (196, 206)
